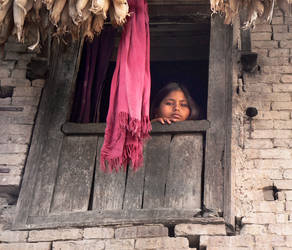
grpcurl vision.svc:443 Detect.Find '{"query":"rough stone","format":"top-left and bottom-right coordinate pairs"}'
top-left (53, 240), bottom-right (105, 250)
top-left (135, 237), bottom-right (188, 249)
top-left (0, 230), bottom-right (28, 242)
top-left (268, 224), bottom-right (292, 235)
top-left (244, 139), bottom-right (273, 149)
top-left (251, 33), bottom-right (272, 40)
top-left (252, 41), bottom-right (278, 49)
top-left (200, 235), bottom-right (254, 247)
top-left (12, 96), bottom-right (40, 106)
top-left (240, 224), bottom-right (267, 235)
top-left (28, 229), bottom-right (83, 242)
top-left (115, 225), bottom-right (168, 239)
top-left (252, 201), bottom-right (285, 213)
top-left (31, 79), bottom-right (45, 88)
top-left (244, 148), bottom-right (292, 159)
top-left (241, 213), bottom-right (276, 224)
top-left (13, 87), bottom-right (42, 97)
top-left (84, 227), bottom-right (114, 239)
top-left (0, 144), bottom-right (28, 154)
top-left (175, 224), bottom-right (226, 236)
top-left (0, 69), bottom-right (10, 78)
top-left (0, 78), bottom-right (31, 87)
top-left (105, 239), bottom-right (134, 250)
top-left (272, 25), bottom-right (289, 33)
top-left (0, 154), bottom-right (26, 165)
top-left (11, 69), bottom-right (26, 79)
top-left (0, 242), bottom-right (51, 250)
top-left (269, 49), bottom-right (289, 57)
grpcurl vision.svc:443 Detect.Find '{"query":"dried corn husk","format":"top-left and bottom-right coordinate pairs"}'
top-left (28, 27), bottom-right (40, 50)
top-left (13, 0), bottom-right (33, 41)
top-left (43, 0), bottom-right (54, 10)
top-left (82, 13), bottom-right (93, 40)
top-left (102, 0), bottom-right (109, 18)
top-left (54, 0), bottom-right (69, 36)
top-left (33, 0), bottom-right (42, 20)
top-left (68, 0), bottom-right (80, 24)
top-left (50, 0), bottom-right (67, 26)
top-left (277, 0), bottom-right (289, 14)
top-left (80, 0), bottom-right (91, 20)
top-left (76, 0), bottom-right (88, 17)
top-left (0, 7), bottom-right (13, 45)
top-left (89, 0), bottom-right (104, 15)
top-left (92, 13), bottom-right (103, 34)
top-left (210, 0), bottom-right (224, 13)
top-left (261, 0), bottom-right (274, 22)
top-left (0, 0), bottom-right (13, 24)
top-left (112, 0), bottom-right (129, 25)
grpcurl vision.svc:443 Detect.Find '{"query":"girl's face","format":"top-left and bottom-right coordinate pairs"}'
top-left (157, 90), bottom-right (190, 122)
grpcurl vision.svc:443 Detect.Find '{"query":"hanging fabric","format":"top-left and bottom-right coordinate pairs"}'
top-left (70, 26), bottom-right (116, 123)
top-left (100, 0), bottom-right (151, 172)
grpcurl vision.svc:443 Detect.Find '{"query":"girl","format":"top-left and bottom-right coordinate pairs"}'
top-left (150, 82), bottom-right (200, 124)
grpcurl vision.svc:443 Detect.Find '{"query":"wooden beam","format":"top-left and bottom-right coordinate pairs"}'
top-left (204, 14), bottom-right (233, 213)
top-left (62, 120), bottom-right (210, 135)
top-left (20, 209), bottom-right (224, 230)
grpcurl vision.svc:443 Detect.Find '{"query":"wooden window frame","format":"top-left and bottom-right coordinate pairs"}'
top-left (13, 14), bottom-right (233, 230)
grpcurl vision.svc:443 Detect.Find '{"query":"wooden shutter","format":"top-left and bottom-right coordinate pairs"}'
top-left (13, 14), bottom-right (232, 230)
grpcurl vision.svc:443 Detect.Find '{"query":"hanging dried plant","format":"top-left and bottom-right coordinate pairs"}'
top-left (92, 13), bottom-right (103, 34)
top-left (50, 0), bottom-right (67, 26)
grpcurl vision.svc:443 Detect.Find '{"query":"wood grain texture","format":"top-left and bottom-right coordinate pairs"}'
top-left (14, 39), bottom-right (82, 228)
top-left (204, 14), bottom-right (232, 212)
top-left (143, 135), bottom-right (171, 209)
top-left (92, 137), bottom-right (127, 210)
top-left (25, 209), bottom-right (224, 230)
top-left (62, 120), bottom-right (210, 135)
top-left (123, 162), bottom-right (145, 210)
top-left (50, 136), bottom-right (97, 213)
top-left (165, 134), bottom-right (203, 209)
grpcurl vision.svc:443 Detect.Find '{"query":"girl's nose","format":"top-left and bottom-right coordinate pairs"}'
top-left (173, 104), bottom-right (179, 111)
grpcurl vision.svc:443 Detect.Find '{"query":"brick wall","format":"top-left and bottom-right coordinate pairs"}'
top-left (1, 6), bottom-right (292, 250)
top-left (0, 37), bottom-right (45, 202)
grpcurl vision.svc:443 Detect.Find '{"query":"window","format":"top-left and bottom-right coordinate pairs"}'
top-left (13, 2), bottom-right (233, 229)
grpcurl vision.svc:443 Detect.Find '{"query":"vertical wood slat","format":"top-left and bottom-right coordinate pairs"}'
top-left (123, 161), bottom-right (145, 210)
top-left (165, 134), bottom-right (203, 209)
top-left (143, 135), bottom-right (171, 209)
top-left (204, 14), bottom-right (233, 212)
top-left (50, 136), bottom-right (98, 213)
top-left (14, 39), bottom-right (82, 224)
top-left (92, 137), bottom-right (127, 210)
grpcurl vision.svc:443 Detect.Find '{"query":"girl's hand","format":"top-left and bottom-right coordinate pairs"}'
top-left (151, 117), bottom-right (175, 124)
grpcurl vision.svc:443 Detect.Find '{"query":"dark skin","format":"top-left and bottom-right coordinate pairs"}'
top-left (151, 90), bottom-right (191, 124)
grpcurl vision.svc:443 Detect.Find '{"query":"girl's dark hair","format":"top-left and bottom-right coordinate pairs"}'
top-left (150, 82), bottom-right (200, 120)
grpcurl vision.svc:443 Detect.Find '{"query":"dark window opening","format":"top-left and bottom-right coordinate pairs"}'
top-left (71, 21), bottom-right (210, 123)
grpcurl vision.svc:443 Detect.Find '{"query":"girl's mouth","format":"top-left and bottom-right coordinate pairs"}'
top-left (172, 114), bottom-right (181, 119)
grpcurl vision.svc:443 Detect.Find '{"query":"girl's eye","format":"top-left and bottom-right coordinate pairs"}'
top-left (181, 103), bottom-right (189, 107)
top-left (165, 102), bottom-right (173, 106)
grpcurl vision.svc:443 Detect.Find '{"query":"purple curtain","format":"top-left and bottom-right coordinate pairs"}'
top-left (71, 27), bottom-right (116, 123)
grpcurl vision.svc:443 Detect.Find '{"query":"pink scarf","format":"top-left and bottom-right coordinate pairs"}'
top-left (100, 0), bottom-right (151, 172)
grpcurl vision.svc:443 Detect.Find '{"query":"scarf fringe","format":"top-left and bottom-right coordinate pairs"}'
top-left (118, 112), bottom-right (151, 138)
top-left (101, 112), bottom-right (151, 172)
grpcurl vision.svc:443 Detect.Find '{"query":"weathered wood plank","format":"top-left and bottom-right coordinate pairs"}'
top-left (92, 137), bottom-right (127, 210)
top-left (13, 38), bottom-right (82, 227)
top-left (143, 135), bottom-right (171, 209)
top-left (165, 134), bottom-right (203, 209)
top-left (204, 14), bottom-right (232, 212)
top-left (28, 40), bottom-right (82, 217)
top-left (50, 136), bottom-right (97, 213)
top-left (62, 120), bottom-right (210, 135)
top-left (24, 209), bottom-right (224, 230)
top-left (224, 21), bottom-right (234, 226)
top-left (123, 163), bottom-right (145, 210)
